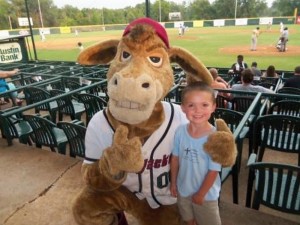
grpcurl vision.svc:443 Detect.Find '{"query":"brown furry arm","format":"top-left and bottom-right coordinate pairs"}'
top-left (81, 125), bottom-right (144, 191)
top-left (82, 160), bottom-right (126, 191)
top-left (204, 119), bottom-right (237, 167)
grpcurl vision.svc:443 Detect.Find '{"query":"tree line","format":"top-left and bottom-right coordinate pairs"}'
top-left (0, 0), bottom-right (299, 30)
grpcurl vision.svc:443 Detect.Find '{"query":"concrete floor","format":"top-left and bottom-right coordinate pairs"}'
top-left (0, 137), bottom-right (299, 225)
top-left (0, 139), bottom-right (81, 225)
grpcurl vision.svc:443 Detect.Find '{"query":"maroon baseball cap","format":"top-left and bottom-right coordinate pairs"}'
top-left (123, 17), bottom-right (169, 48)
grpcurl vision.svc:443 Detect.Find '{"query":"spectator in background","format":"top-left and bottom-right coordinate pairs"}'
top-left (209, 68), bottom-right (230, 98)
top-left (0, 69), bottom-right (22, 105)
top-left (251, 62), bottom-right (262, 78)
top-left (230, 55), bottom-right (248, 83)
top-left (283, 66), bottom-right (300, 89)
top-left (262, 65), bottom-right (279, 78)
top-left (231, 68), bottom-right (274, 97)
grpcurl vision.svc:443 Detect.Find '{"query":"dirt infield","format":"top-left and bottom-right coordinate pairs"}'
top-left (34, 26), bottom-right (300, 60)
top-left (220, 45), bottom-right (300, 56)
top-left (36, 37), bottom-right (300, 57)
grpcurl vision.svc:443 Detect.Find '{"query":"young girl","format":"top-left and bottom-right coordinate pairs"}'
top-left (170, 81), bottom-right (221, 225)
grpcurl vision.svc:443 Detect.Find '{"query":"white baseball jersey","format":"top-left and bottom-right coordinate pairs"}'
top-left (84, 101), bottom-right (188, 208)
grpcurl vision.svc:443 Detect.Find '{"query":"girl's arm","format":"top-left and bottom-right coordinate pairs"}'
top-left (192, 170), bottom-right (219, 205)
top-left (170, 155), bottom-right (179, 197)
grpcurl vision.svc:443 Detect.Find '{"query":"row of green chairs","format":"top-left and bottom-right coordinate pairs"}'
top-left (0, 107), bottom-right (87, 157)
top-left (0, 88), bottom-right (106, 154)
top-left (246, 113), bottom-right (300, 214)
top-left (22, 86), bottom-right (106, 125)
top-left (214, 101), bottom-right (300, 212)
top-left (211, 97), bottom-right (299, 206)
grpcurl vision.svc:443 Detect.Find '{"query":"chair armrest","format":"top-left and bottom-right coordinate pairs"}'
top-left (32, 113), bottom-right (50, 121)
top-left (41, 114), bottom-right (51, 121)
top-left (238, 127), bottom-right (249, 139)
top-left (70, 119), bottom-right (84, 126)
top-left (247, 153), bottom-right (257, 167)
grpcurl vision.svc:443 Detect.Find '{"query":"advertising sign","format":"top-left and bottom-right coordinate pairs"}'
top-left (0, 42), bottom-right (23, 63)
top-left (214, 19), bottom-right (225, 27)
top-left (259, 17), bottom-right (273, 25)
top-left (18, 17), bottom-right (33, 26)
top-left (235, 18), bottom-right (248, 26)
top-left (169, 12), bottom-right (181, 20)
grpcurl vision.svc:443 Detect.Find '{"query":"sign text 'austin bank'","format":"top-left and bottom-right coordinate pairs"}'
top-left (0, 42), bottom-right (22, 63)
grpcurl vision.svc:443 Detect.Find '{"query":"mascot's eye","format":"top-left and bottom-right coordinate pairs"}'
top-left (147, 56), bottom-right (162, 67)
top-left (142, 83), bottom-right (150, 88)
top-left (121, 51), bottom-right (131, 61)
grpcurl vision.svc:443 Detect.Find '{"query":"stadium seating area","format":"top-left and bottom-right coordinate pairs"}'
top-left (0, 61), bottom-right (299, 223)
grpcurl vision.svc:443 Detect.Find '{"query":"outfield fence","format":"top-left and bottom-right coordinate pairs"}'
top-left (0, 16), bottom-right (296, 37)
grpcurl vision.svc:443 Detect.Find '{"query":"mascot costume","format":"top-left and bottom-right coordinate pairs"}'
top-left (72, 17), bottom-right (237, 225)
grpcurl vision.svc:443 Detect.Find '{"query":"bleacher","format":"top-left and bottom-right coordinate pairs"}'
top-left (0, 62), bottom-right (299, 213)
top-left (1, 62), bottom-right (298, 143)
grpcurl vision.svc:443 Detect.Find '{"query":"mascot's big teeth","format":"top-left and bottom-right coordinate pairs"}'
top-left (117, 101), bottom-right (140, 109)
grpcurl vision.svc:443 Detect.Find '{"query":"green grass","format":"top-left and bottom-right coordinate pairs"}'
top-left (33, 25), bottom-right (300, 71)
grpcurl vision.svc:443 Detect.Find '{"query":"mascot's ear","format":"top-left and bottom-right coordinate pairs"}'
top-left (168, 47), bottom-right (213, 85)
top-left (77, 39), bottom-right (120, 65)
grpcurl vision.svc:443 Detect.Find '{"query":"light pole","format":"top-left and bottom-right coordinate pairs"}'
top-left (37, 0), bottom-right (44, 28)
top-left (159, 0), bottom-right (162, 22)
top-left (8, 15), bottom-right (12, 30)
top-left (146, 0), bottom-right (150, 17)
top-left (25, 0), bottom-right (38, 60)
top-left (234, 0), bottom-right (237, 19)
top-left (102, 8), bottom-right (104, 25)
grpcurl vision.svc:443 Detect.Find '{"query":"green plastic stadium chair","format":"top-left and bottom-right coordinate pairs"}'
top-left (57, 120), bottom-right (86, 158)
top-left (246, 153), bottom-right (300, 214)
top-left (0, 106), bottom-right (33, 146)
top-left (78, 93), bottom-right (106, 125)
top-left (23, 114), bottom-right (68, 154)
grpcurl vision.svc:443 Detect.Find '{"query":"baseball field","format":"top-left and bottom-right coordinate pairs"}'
top-left (33, 24), bottom-right (300, 71)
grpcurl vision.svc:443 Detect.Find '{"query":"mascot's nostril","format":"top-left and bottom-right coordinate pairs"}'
top-left (114, 78), bottom-right (118, 85)
top-left (142, 83), bottom-right (150, 88)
